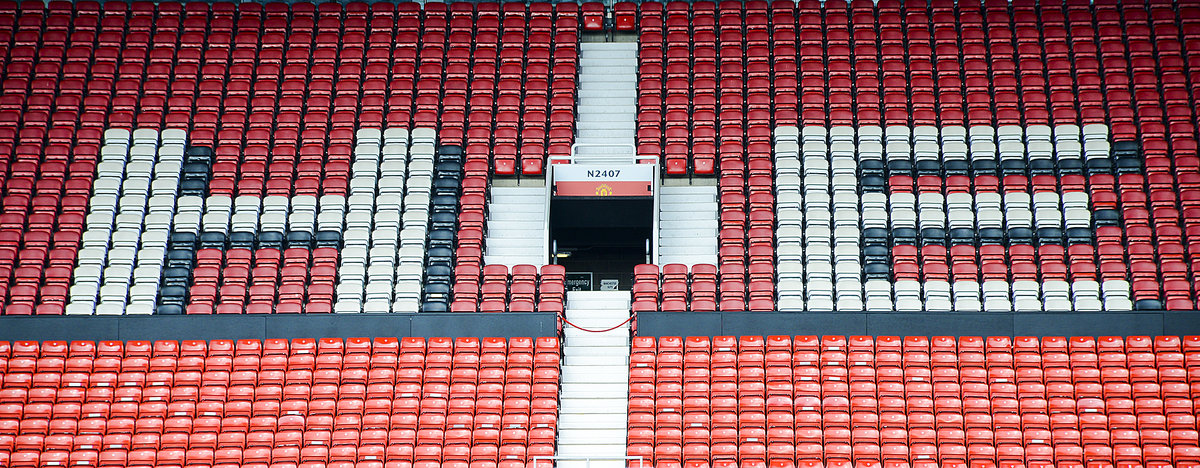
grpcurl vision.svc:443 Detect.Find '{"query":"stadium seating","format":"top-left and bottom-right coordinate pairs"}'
top-left (0, 336), bottom-right (561, 468)
top-left (0, 0), bottom-right (579, 315)
top-left (629, 335), bottom-right (1200, 468)
top-left (621, 0), bottom-right (1200, 313)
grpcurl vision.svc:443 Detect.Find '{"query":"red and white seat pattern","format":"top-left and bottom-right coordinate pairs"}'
top-left (629, 335), bottom-right (1200, 468)
top-left (0, 336), bottom-right (561, 468)
top-left (630, 0), bottom-right (1200, 312)
top-left (0, 0), bottom-right (579, 315)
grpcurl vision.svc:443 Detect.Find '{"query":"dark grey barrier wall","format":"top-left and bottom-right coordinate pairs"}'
top-left (0, 313), bottom-right (559, 341)
top-left (636, 311), bottom-right (1200, 337)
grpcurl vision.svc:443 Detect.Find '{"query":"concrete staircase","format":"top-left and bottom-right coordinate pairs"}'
top-left (574, 42), bottom-right (637, 163)
top-left (657, 185), bottom-right (719, 265)
top-left (555, 291), bottom-right (632, 468)
top-left (481, 185), bottom-right (547, 267)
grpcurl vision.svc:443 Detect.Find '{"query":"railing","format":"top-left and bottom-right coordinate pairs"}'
top-left (531, 456), bottom-right (649, 468)
top-left (564, 143), bottom-right (640, 165)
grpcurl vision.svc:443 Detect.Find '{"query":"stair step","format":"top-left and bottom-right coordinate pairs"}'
top-left (579, 74), bottom-right (636, 83)
top-left (563, 335), bottom-right (630, 347)
top-left (559, 413), bottom-right (628, 429)
top-left (577, 82), bottom-right (636, 91)
top-left (560, 396), bottom-right (628, 410)
top-left (563, 345), bottom-right (629, 356)
top-left (562, 364), bottom-right (628, 379)
top-left (558, 429), bottom-right (628, 444)
top-left (558, 44), bottom-right (636, 461)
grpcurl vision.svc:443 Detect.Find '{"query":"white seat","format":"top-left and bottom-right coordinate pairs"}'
top-left (383, 127), bottom-right (410, 145)
top-left (334, 300), bottom-right (363, 314)
top-left (774, 125), bottom-right (800, 142)
top-left (857, 141), bottom-right (883, 160)
top-left (362, 300), bottom-right (392, 314)
top-left (370, 228), bottom-right (400, 248)
top-left (912, 125), bottom-right (938, 142)
top-left (1003, 191), bottom-right (1031, 210)
top-left (982, 297), bottom-right (1012, 312)
top-left (776, 261), bottom-right (804, 281)
top-left (410, 127), bottom-right (436, 145)
top-left (913, 141), bottom-right (939, 160)
top-left (336, 281), bottom-right (365, 300)
top-left (883, 126), bottom-right (910, 146)
top-left (69, 281), bottom-right (99, 299)
top-left (390, 299), bottom-right (420, 314)
top-left (801, 125), bottom-right (827, 142)
top-left (409, 144), bottom-right (436, 160)
top-left (1083, 140), bottom-right (1110, 158)
top-left (805, 297), bottom-right (835, 312)
top-left (398, 246), bottom-right (425, 263)
top-left (1043, 298), bottom-right (1073, 312)
top-left (1103, 298), bottom-right (1133, 311)
top-left (953, 298), bottom-right (983, 312)
top-left (365, 282), bottom-right (394, 302)
top-left (884, 141), bottom-right (911, 159)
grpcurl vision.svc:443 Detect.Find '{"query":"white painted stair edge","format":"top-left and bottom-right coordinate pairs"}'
top-left (555, 291), bottom-right (633, 468)
top-left (482, 185), bottom-right (548, 267)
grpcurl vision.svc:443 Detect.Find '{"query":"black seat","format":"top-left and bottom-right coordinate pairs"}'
top-left (1036, 227), bottom-right (1064, 245)
top-left (179, 179), bottom-right (208, 196)
top-left (863, 263), bottom-right (891, 280)
top-left (420, 301), bottom-right (450, 313)
top-left (942, 159), bottom-right (969, 175)
top-left (285, 231), bottom-right (313, 248)
top-left (169, 232), bottom-right (197, 249)
top-left (886, 159), bottom-right (913, 175)
top-left (427, 229), bottom-right (455, 250)
top-left (228, 232), bottom-right (256, 249)
top-left (165, 250), bottom-right (195, 268)
top-left (978, 228), bottom-right (1005, 245)
top-left (970, 159), bottom-right (997, 175)
top-left (155, 304), bottom-right (184, 315)
top-left (199, 232), bottom-right (226, 249)
top-left (1085, 158), bottom-right (1113, 175)
top-left (1093, 209), bottom-right (1120, 226)
top-left (949, 228), bottom-right (976, 245)
top-left (858, 159), bottom-right (885, 177)
top-left (863, 245), bottom-right (890, 264)
top-left (1028, 159), bottom-right (1055, 174)
top-left (1065, 227), bottom-right (1093, 245)
top-left (1056, 158), bottom-right (1084, 174)
top-left (257, 231), bottom-right (285, 249)
top-left (915, 159), bottom-right (941, 175)
top-left (891, 228), bottom-right (918, 245)
top-left (1007, 227), bottom-right (1035, 246)
top-left (919, 228), bottom-right (946, 246)
top-left (158, 286), bottom-right (188, 304)
top-left (1000, 159), bottom-right (1026, 175)
top-left (315, 231), bottom-right (342, 248)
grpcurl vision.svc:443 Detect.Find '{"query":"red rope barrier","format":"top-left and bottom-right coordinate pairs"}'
top-left (558, 313), bottom-right (636, 333)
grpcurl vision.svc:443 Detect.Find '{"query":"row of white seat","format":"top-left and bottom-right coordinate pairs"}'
top-left (335, 127), bottom-right (439, 314)
top-left (774, 124), bottom-right (1112, 162)
top-left (776, 278), bottom-right (1133, 312)
top-left (776, 124), bottom-right (1112, 146)
top-left (776, 193), bottom-right (1095, 232)
top-left (68, 129), bottom-right (187, 315)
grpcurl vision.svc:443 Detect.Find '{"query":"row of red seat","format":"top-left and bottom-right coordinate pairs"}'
top-left (0, 337), bottom-right (560, 467)
top-left (636, 0), bottom-right (1200, 176)
top-left (629, 335), bottom-right (1200, 467)
top-left (449, 264), bottom-right (567, 313)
